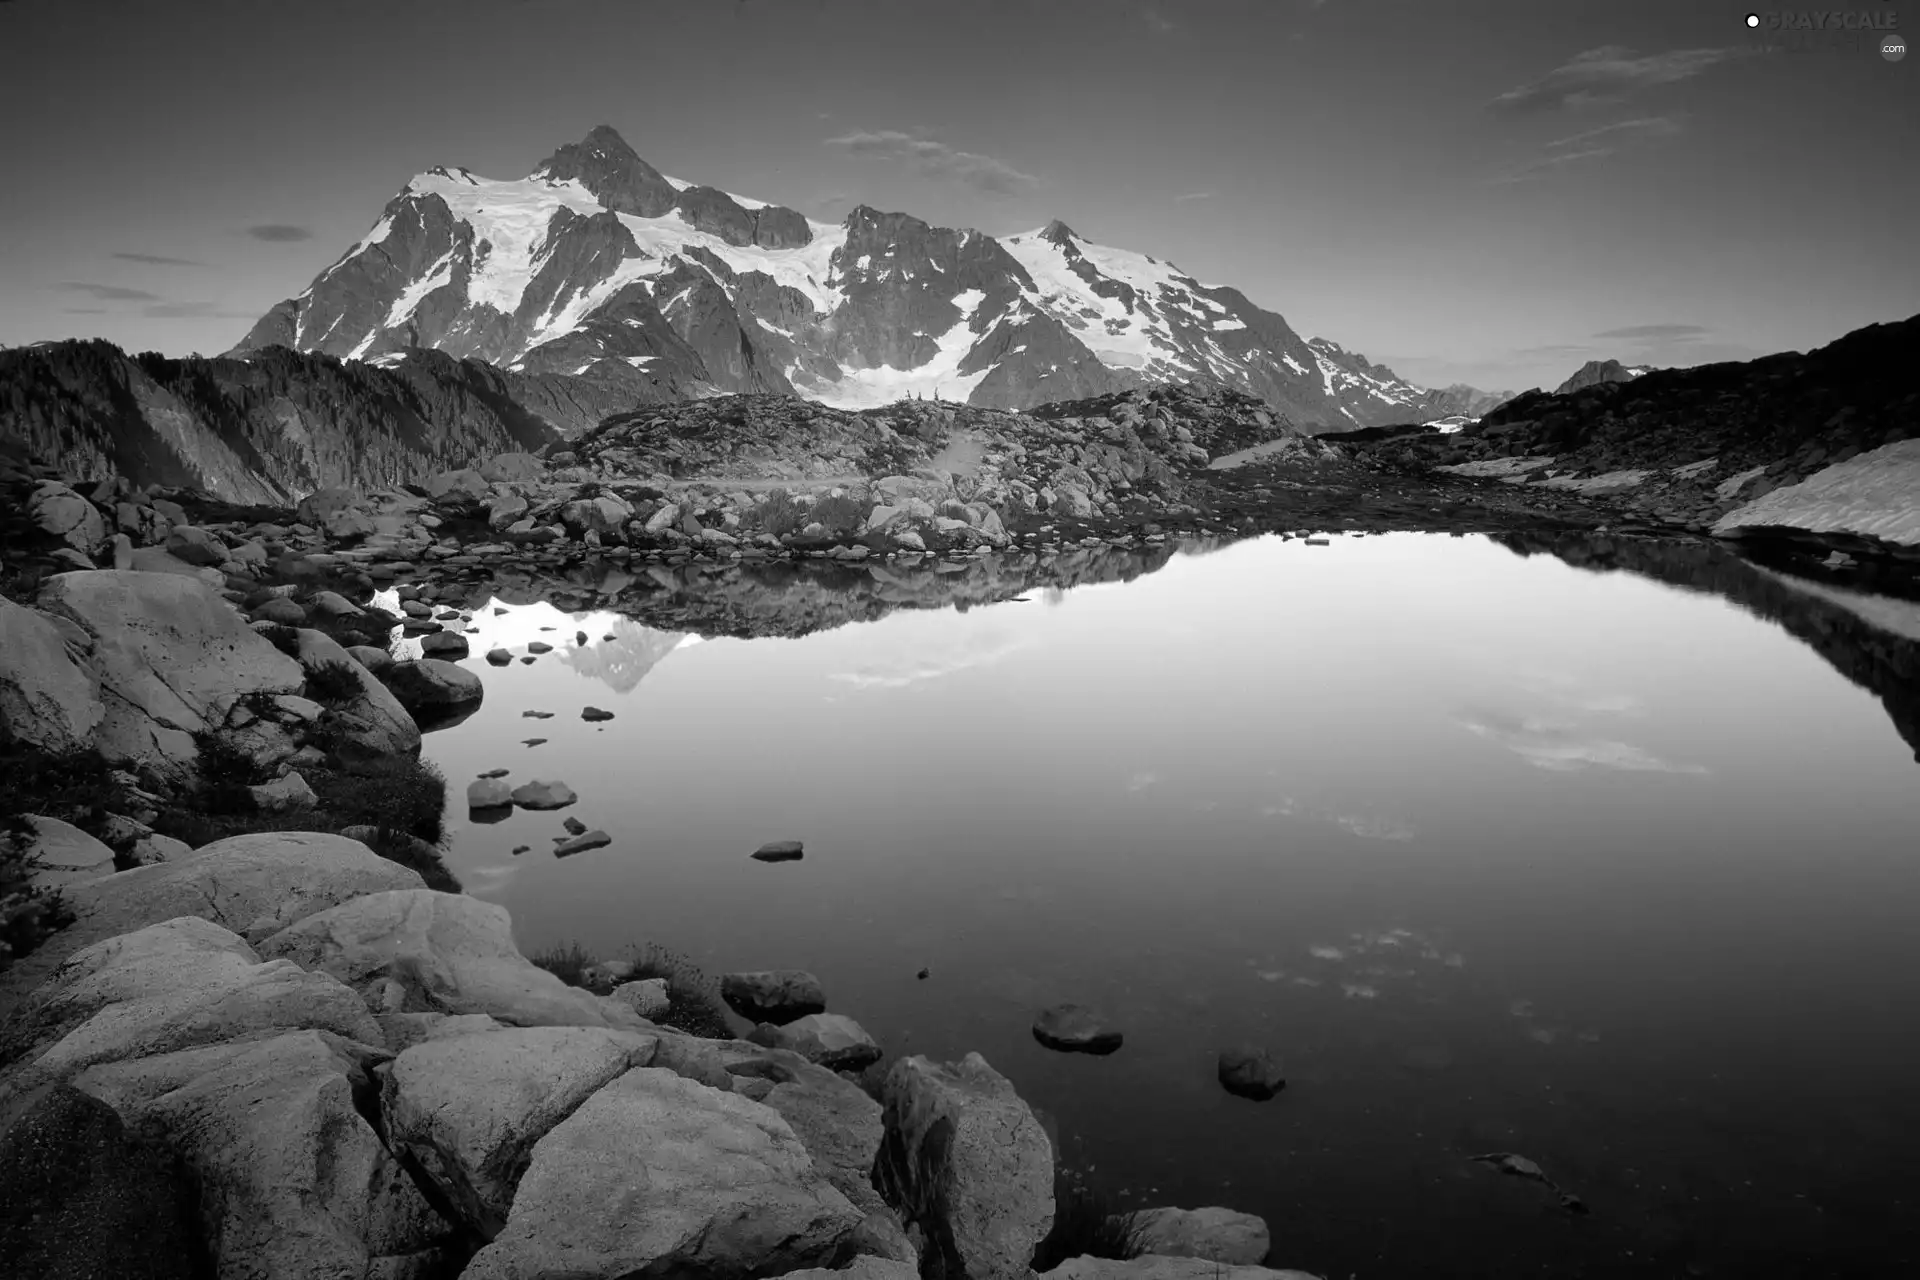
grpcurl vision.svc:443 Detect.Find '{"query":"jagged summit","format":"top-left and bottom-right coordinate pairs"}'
top-left (227, 125), bottom-right (1492, 427)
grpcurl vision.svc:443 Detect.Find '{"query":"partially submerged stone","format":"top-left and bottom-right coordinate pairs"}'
top-left (748, 1012), bottom-right (883, 1071)
top-left (1033, 1003), bottom-right (1124, 1055)
top-left (1121, 1205), bottom-right (1272, 1265)
top-left (722, 969), bottom-right (827, 1024)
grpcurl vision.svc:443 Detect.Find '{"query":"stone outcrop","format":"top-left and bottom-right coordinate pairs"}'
top-left (460, 1066), bottom-right (864, 1280)
top-left (1121, 1206), bottom-right (1272, 1265)
top-left (873, 1053), bottom-right (1055, 1280)
top-left (0, 594), bottom-right (103, 754)
top-left (256, 888), bottom-right (646, 1029)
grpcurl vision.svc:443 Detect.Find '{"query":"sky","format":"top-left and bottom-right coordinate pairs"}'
top-left (0, 0), bottom-right (1913, 392)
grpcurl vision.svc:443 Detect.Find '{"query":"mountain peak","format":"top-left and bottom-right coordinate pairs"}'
top-left (531, 125), bottom-right (677, 217)
top-left (1040, 219), bottom-right (1077, 245)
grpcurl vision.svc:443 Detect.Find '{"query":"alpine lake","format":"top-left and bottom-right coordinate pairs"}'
top-left (390, 530), bottom-right (1920, 1280)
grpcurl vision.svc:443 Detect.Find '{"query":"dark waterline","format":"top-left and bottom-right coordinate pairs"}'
top-left (406, 532), bottom-right (1920, 1279)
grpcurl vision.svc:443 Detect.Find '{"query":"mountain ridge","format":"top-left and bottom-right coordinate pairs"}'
top-left (230, 125), bottom-right (1499, 431)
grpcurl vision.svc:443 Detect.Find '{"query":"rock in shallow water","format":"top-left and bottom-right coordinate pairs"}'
top-left (751, 839), bottom-right (804, 862)
top-left (1120, 1204), bottom-right (1272, 1265)
top-left (748, 1013), bottom-right (882, 1071)
top-left (1217, 1046), bottom-right (1285, 1101)
top-left (721, 970), bottom-right (826, 1024)
top-left (510, 780), bottom-right (576, 810)
top-left (467, 778), bottom-right (513, 810)
top-left (553, 829), bottom-right (611, 857)
top-left (1032, 1003), bottom-right (1124, 1055)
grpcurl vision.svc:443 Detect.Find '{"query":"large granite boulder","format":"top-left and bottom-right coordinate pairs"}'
top-left (384, 658), bottom-right (483, 714)
top-left (27, 482), bottom-right (106, 553)
top-left (874, 1053), bottom-right (1054, 1280)
top-left (1121, 1206), bottom-right (1272, 1265)
top-left (0, 595), bottom-right (103, 754)
top-left (14, 815), bottom-right (115, 891)
top-left (0, 832), bottom-right (424, 1025)
top-left (73, 1030), bottom-right (454, 1280)
top-left (290, 628), bottom-right (421, 763)
top-left (722, 968), bottom-right (827, 1023)
top-left (0, 917), bottom-right (381, 1106)
top-left (34, 571), bottom-right (305, 775)
top-left (461, 1066), bottom-right (864, 1280)
top-left (747, 1012), bottom-right (883, 1071)
top-left (720, 1041), bottom-right (917, 1262)
top-left (0, 1084), bottom-right (206, 1280)
top-left (257, 889), bottom-right (645, 1030)
top-left (424, 469), bottom-right (492, 513)
top-left (382, 1025), bottom-right (659, 1237)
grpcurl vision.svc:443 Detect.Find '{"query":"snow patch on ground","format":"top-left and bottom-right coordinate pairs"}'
top-left (1437, 456), bottom-right (1556, 478)
top-left (384, 248), bottom-right (457, 328)
top-left (1714, 438), bottom-right (1920, 547)
top-left (1716, 464), bottom-right (1768, 500)
top-left (1533, 469), bottom-right (1652, 494)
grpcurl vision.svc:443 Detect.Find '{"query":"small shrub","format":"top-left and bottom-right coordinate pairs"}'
top-left (1031, 1168), bottom-right (1143, 1271)
top-left (807, 492), bottom-right (867, 536)
top-left (755, 490), bottom-right (806, 539)
top-left (0, 745), bottom-right (120, 831)
top-left (627, 943), bottom-right (734, 1038)
top-left (190, 732), bottom-right (271, 814)
top-left (257, 623), bottom-right (304, 659)
top-left (0, 817), bottom-right (78, 974)
top-left (305, 660), bottom-right (365, 706)
top-left (528, 940), bottom-right (595, 988)
top-left (359, 826), bottom-right (463, 894)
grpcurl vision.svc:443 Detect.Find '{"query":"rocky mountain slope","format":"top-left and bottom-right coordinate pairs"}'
top-left (1303, 338), bottom-right (1510, 426)
top-left (1552, 358), bottom-right (1652, 395)
top-left (0, 339), bottom-right (653, 502)
top-left (232, 125), bottom-right (1463, 429)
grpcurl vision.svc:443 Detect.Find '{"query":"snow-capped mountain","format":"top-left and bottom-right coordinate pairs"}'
top-left (233, 126), bottom-right (1461, 429)
top-left (1305, 338), bottom-right (1513, 427)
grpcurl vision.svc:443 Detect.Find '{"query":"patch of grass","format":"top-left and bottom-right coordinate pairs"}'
top-left (807, 492), bottom-right (867, 536)
top-left (305, 660), bottom-right (365, 706)
top-left (189, 731), bottom-right (273, 815)
top-left (1030, 1167), bottom-right (1144, 1272)
top-left (527, 941), bottom-right (595, 988)
top-left (627, 943), bottom-right (734, 1038)
top-left (357, 826), bottom-right (463, 895)
top-left (152, 754), bottom-right (448, 850)
top-left (256, 623), bottom-right (304, 659)
top-left (0, 745), bottom-right (121, 832)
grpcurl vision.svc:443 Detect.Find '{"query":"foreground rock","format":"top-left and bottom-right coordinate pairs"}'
top-left (874, 1053), bottom-right (1054, 1280)
top-left (74, 1029), bottom-right (453, 1280)
top-left (722, 969), bottom-right (827, 1023)
top-left (1120, 1205), bottom-right (1272, 1265)
top-left (382, 1025), bottom-right (659, 1238)
top-left (1048, 1257), bottom-right (1323, 1280)
top-left (382, 657), bottom-right (483, 715)
top-left (35, 570), bottom-right (305, 775)
top-left (0, 832), bottom-right (424, 1023)
top-left (461, 1067), bottom-right (863, 1280)
top-left (257, 889), bottom-right (645, 1030)
top-left (0, 594), bottom-right (103, 754)
top-left (0, 1084), bottom-right (206, 1280)
top-left (747, 1012), bottom-right (883, 1071)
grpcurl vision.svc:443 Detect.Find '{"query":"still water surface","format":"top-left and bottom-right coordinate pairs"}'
top-left (408, 533), bottom-right (1920, 1279)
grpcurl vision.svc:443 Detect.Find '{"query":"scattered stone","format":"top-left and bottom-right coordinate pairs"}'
top-left (249, 596), bottom-right (307, 625)
top-left (581, 706), bottom-right (614, 721)
top-left (553, 829), bottom-right (611, 857)
top-left (477, 768), bottom-right (509, 779)
top-left (484, 648), bottom-right (512, 666)
top-left (721, 970), bottom-right (827, 1024)
top-left (384, 658), bottom-right (483, 713)
top-left (1032, 1003), bottom-right (1124, 1055)
top-left (562, 816), bottom-right (587, 835)
top-left (526, 641), bottom-right (552, 654)
top-left (420, 632), bottom-right (469, 660)
top-left (345, 645), bottom-right (395, 676)
top-left (468, 777), bottom-right (514, 810)
top-left (521, 710), bottom-right (553, 719)
top-left (1120, 1205), bottom-right (1272, 1265)
top-left (610, 978), bottom-right (671, 1020)
top-left (1217, 1046), bottom-right (1286, 1101)
top-left (748, 1013), bottom-right (883, 1071)
top-left (247, 771), bottom-right (316, 813)
top-left (510, 780), bottom-right (576, 810)
top-left (752, 839), bottom-right (804, 863)
top-left (521, 738), bottom-right (546, 747)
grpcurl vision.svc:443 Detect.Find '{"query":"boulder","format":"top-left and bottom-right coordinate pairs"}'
top-left (384, 658), bottom-right (483, 713)
top-left (27, 482), bottom-right (106, 553)
top-left (1033, 1004), bottom-right (1124, 1055)
top-left (484, 647), bottom-right (513, 666)
top-left (0, 916), bottom-right (382, 1104)
top-left (15, 814), bottom-right (115, 891)
top-left (753, 838), bottom-right (805, 862)
top-left (424, 469), bottom-right (492, 512)
top-left (346, 643), bottom-right (395, 675)
top-left (0, 1084), bottom-right (205, 1280)
top-left (610, 977), bottom-right (671, 1019)
top-left (161, 525), bottom-right (228, 566)
top-left (0, 597), bottom-right (104, 754)
top-left (510, 779), bottom-right (576, 810)
top-left (1046, 1258), bottom-right (1323, 1280)
top-left (460, 1066), bottom-right (863, 1280)
top-left (1121, 1206), bottom-right (1272, 1265)
top-left (35, 571), bottom-right (305, 776)
top-left (554, 828), bottom-right (611, 857)
top-left (248, 771), bottom-right (316, 812)
top-left (383, 1026), bottom-right (659, 1237)
top-left (1217, 1047), bottom-right (1285, 1101)
top-left (748, 1013), bottom-right (883, 1071)
top-left (722, 969), bottom-right (827, 1024)
top-left (0, 832), bottom-right (424, 1025)
top-left (719, 1041), bottom-right (917, 1262)
top-left (248, 595), bottom-right (307, 625)
top-left (73, 1030), bottom-right (454, 1280)
top-left (420, 631), bottom-right (470, 660)
top-left (257, 889), bottom-right (646, 1030)
top-left (873, 1053), bottom-right (1054, 1280)
top-left (477, 453), bottom-right (544, 485)
top-left (468, 777), bottom-right (513, 809)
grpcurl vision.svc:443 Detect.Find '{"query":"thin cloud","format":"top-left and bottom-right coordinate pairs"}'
top-left (1490, 147), bottom-right (1617, 185)
top-left (63, 308), bottom-right (107, 315)
top-left (1173, 190), bottom-right (1215, 203)
top-left (1546, 115), bottom-right (1682, 149)
top-left (140, 301), bottom-right (256, 319)
top-left (247, 224), bottom-right (315, 242)
top-left (61, 282), bottom-right (161, 302)
top-left (1490, 46), bottom-right (1745, 114)
top-left (825, 130), bottom-right (1038, 196)
top-left (111, 251), bottom-right (203, 267)
top-left (1457, 713), bottom-right (1708, 774)
top-left (1139, 4), bottom-right (1176, 33)
top-left (1593, 323), bottom-right (1709, 341)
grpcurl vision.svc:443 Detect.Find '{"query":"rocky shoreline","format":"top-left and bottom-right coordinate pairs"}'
top-left (0, 441), bottom-right (1330, 1278)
